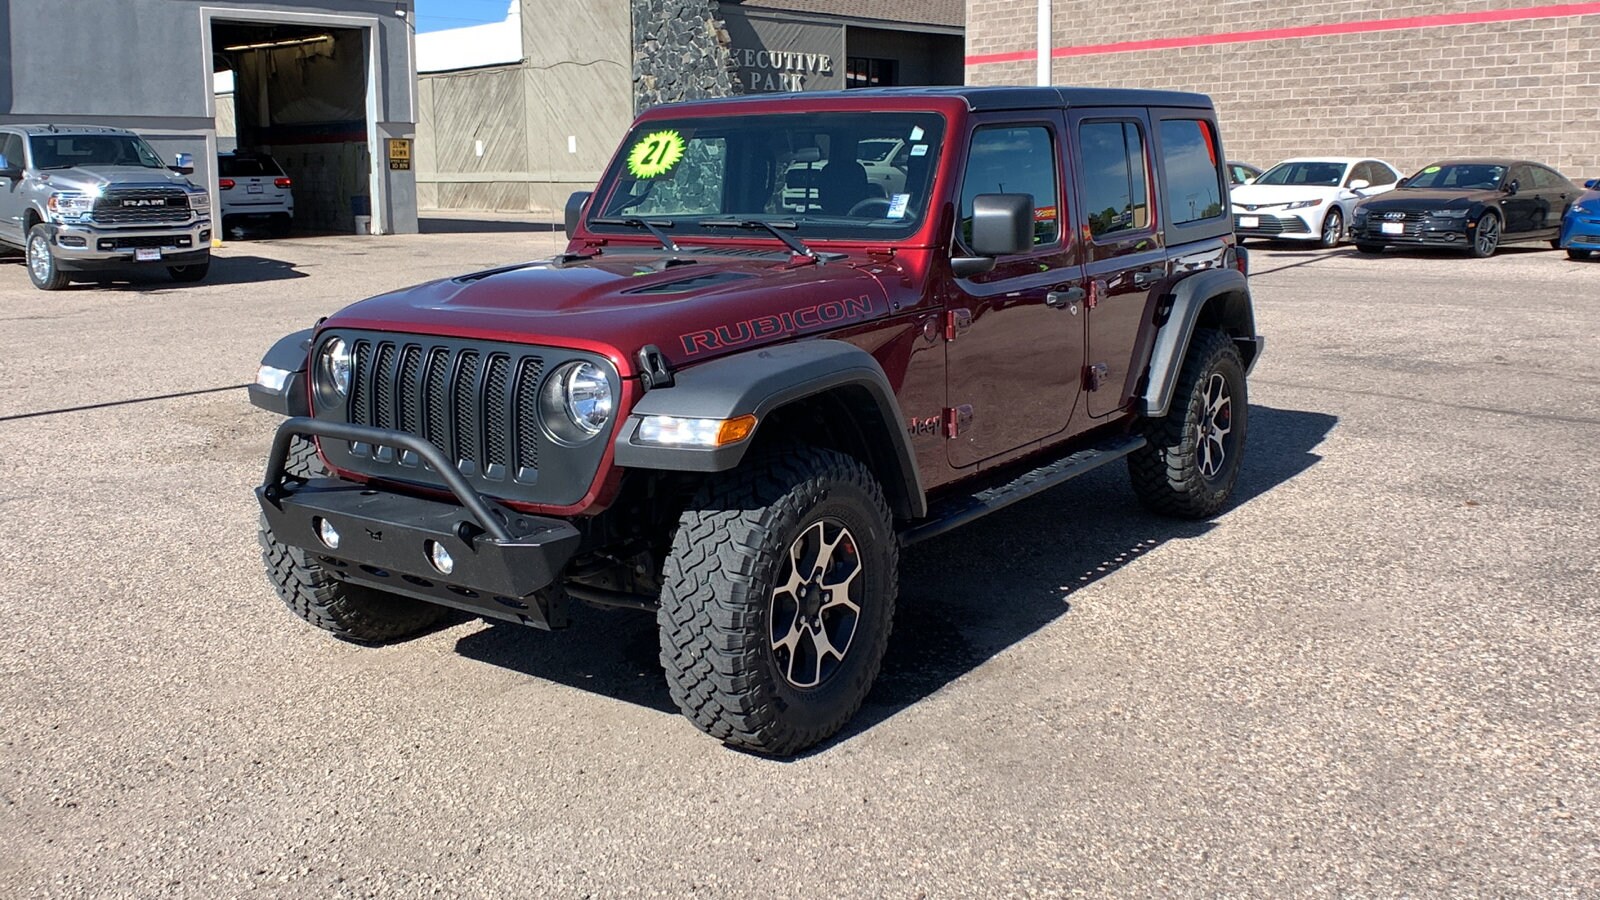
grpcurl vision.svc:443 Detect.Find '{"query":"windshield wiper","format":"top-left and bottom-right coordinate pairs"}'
top-left (696, 218), bottom-right (816, 259)
top-left (590, 216), bottom-right (679, 252)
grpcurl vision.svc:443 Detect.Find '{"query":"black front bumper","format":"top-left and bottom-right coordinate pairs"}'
top-left (257, 418), bottom-right (582, 629)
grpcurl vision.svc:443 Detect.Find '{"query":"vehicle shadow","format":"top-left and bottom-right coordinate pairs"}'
top-left (451, 405), bottom-right (1339, 750)
top-left (419, 217), bottom-right (559, 235)
top-left (42, 254), bottom-right (306, 290)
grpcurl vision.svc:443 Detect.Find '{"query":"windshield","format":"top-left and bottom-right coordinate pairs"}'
top-left (1255, 161), bottom-right (1347, 187)
top-left (28, 134), bottom-right (166, 169)
top-left (588, 111), bottom-right (946, 241)
top-left (1404, 163), bottom-right (1506, 190)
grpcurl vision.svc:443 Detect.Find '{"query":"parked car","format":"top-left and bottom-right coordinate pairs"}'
top-left (0, 125), bottom-right (211, 289)
top-left (218, 151), bottom-right (294, 237)
top-left (1350, 159), bottom-right (1579, 258)
top-left (1226, 161), bottom-right (1261, 186)
top-left (249, 86), bottom-right (1261, 756)
top-left (1559, 178), bottom-right (1600, 260)
top-left (782, 137), bottom-right (910, 212)
top-left (1231, 157), bottom-right (1401, 248)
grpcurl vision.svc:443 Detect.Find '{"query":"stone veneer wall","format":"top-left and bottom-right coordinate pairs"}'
top-left (633, 0), bottom-right (743, 112)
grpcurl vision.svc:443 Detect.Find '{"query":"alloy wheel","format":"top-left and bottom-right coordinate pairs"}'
top-left (1321, 209), bottom-right (1342, 246)
top-left (1195, 372), bottom-right (1233, 480)
top-left (1476, 215), bottom-right (1500, 256)
top-left (28, 233), bottom-right (51, 282)
top-left (769, 518), bottom-right (863, 689)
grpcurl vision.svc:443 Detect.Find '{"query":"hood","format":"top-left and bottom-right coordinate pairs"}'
top-left (39, 165), bottom-right (196, 192)
top-left (1359, 187), bottom-right (1501, 211)
top-left (323, 251), bottom-right (898, 373)
top-left (1230, 182), bottom-right (1341, 207)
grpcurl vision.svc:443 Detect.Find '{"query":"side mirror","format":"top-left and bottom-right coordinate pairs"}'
top-left (0, 153), bottom-right (18, 179)
top-left (1242, 176), bottom-right (1256, 185)
top-left (1504, 180), bottom-right (1519, 195)
top-left (171, 152), bottom-right (195, 175)
top-left (953, 193), bottom-right (1033, 278)
top-left (1348, 179), bottom-right (1370, 191)
top-left (1396, 177), bottom-right (1409, 188)
top-left (564, 191), bottom-right (592, 240)
top-left (1585, 178), bottom-right (1598, 190)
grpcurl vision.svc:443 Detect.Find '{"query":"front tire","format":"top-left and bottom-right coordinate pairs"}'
top-left (1128, 329), bottom-right (1248, 519)
top-left (658, 445), bottom-right (897, 756)
top-left (1355, 242), bottom-right (1384, 255)
top-left (1569, 247), bottom-right (1595, 260)
top-left (1469, 212), bottom-right (1501, 258)
top-left (1317, 208), bottom-right (1344, 248)
top-left (168, 261), bottom-right (210, 283)
top-left (26, 225), bottom-right (69, 290)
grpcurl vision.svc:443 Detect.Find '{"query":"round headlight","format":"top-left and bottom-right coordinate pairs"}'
top-left (541, 361), bottom-right (613, 442)
top-left (318, 337), bottom-right (353, 398)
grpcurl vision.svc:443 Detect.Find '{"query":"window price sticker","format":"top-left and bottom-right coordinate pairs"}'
top-left (627, 130), bottom-right (686, 178)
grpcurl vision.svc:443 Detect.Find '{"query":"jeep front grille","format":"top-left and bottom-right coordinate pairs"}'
top-left (347, 339), bottom-right (544, 482)
top-left (91, 188), bottom-right (192, 226)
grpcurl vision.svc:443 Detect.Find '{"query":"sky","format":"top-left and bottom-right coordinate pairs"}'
top-left (414, 0), bottom-right (511, 33)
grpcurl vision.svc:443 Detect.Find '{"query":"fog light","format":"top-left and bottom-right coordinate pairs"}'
top-left (426, 540), bottom-right (454, 576)
top-left (315, 517), bottom-right (341, 550)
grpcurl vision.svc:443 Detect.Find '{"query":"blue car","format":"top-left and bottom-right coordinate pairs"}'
top-left (1561, 178), bottom-right (1600, 260)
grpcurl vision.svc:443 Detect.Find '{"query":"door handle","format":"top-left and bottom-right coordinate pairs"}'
top-left (1046, 286), bottom-right (1086, 309)
top-left (1132, 267), bottom-right (1165, 289)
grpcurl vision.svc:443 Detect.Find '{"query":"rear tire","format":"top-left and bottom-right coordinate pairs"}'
top-left (26, 225), bottom-right (69, 291)
top-left (168, 261), bottom-right (210, 283)
top-left (271, 214), bottom-right (293, 238)
top-left (658, 445), bottom-right (897, 756)
top-left (1128, 329), bottom-right (1248, 519)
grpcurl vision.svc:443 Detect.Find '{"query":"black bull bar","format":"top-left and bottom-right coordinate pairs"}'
top-left (257, 418), bottom-right (581, 629)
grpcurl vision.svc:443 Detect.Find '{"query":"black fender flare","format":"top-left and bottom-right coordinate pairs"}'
top-left (247, 328), bottom-right (314, 417)
top-left (1139, 268), bottom-right (1262, 418)
top-left (613, 339), bottom-right (927, 519)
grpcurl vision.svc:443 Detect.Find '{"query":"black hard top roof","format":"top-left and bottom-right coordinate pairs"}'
top-left (667, 85), bottom-right (1214, 112)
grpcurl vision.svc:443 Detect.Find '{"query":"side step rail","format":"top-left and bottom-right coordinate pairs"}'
top-left (898, 434), bottom-right (1147, 547)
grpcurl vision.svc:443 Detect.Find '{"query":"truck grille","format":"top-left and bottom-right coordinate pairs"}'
top-left (91, 188), bottom-right (192, 226)
top-left (347, 340), bottom-right (544, 482)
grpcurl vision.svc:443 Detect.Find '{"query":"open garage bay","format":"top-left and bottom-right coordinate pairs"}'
top-left (0, 229), bottom-right (1596, 895)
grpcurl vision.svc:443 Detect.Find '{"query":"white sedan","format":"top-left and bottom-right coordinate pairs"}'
top-left (1232, 157), bottom-right (1401, 247)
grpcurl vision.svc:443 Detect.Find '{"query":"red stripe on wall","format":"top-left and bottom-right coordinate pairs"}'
top-left (966, 2), bottom-right (1600, 65)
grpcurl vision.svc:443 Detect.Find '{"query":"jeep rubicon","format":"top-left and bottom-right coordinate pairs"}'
top-left (0, 125), bottom-right (212, 290)
top-left (251, 87), bottom-right (1262, 755)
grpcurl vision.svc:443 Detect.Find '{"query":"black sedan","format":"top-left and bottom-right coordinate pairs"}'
top-left (1350, 159), bottom-right (1579, 258)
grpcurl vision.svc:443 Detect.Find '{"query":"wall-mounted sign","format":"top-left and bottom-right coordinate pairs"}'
top-left (721, 9), bottom-right (845, 93)
top-left (387, 138), bottom-right (412, 171)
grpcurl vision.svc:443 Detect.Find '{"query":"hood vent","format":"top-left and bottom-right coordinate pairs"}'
top-left (625, 271), bottom-right (756, 295)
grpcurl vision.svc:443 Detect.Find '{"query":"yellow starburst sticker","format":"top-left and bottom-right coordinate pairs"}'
top-left (627, 129), bottom-right (686, 179)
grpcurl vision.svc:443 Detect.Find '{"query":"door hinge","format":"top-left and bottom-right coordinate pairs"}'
top-left (1085, 363), bottom-right (1109, 391)
top-left (943, 404), bottom-right (974, 438)
top-left (944, 308), bottom-right (972, 341)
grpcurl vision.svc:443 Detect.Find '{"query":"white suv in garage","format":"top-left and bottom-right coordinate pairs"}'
top-left (1232, 157), bottom-right (1401, 247)
top-left (218, 152), bottom-right (294, 237)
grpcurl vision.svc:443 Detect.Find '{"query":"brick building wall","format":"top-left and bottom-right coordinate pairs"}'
top-left (967, 1), bottom-right (1600, 180)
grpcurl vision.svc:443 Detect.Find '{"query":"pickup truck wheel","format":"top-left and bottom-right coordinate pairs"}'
top-left (1129, 329), bottom-right (1247, 519)
top-left (658, 445), bottom-right (897, 756)
top-left (259, 514), bottom-right (447, 643)
top-left (26, 225), bottom-right (69, 291)
top-left (167, 261), bottom-right (210, 283)
top-left (284, 435), bottom-right (328, 479)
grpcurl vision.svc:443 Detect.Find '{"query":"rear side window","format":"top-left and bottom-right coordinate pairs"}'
top-left (1080, 121), bottom-right (1150, 239)
top-left (1531, 166), bottom-right (1563, 189)
top-left (0, 133), bottom-right (23, 167)
top-left (959, 125), bottom-right (1061, 247)
top-left (219, 155), bottom-right (284, 177)
top-left (1158, 119), bottom-right (1223, 226)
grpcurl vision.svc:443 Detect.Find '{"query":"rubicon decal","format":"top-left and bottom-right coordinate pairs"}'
top-left (680, 296), bottom-right (873, 355)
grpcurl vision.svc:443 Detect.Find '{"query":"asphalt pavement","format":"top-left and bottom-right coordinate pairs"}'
top-left (1, 223), bottom-right (1596, 897)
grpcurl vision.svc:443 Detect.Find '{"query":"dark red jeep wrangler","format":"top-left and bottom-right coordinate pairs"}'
top-left (251, 87), bottom-right (1261, 755)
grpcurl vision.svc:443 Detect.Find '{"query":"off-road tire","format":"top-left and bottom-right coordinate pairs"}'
top-left (1355, 242), bottom-right (1384, 255)
top-left (260, 515), bottom-right (448, 643)
top-left (1569, 247), bottom-right (1594, 261)
top-left (284, 435), bottom-right (328, 479)
top-left (167, 261), bottom-right (210, 283)
top-left (658, 445), bottom-right (897, 756)
top-left (26, 225), bottom-right (69, 291)
top-left (1128, 329), bottom-right (1248, 519)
